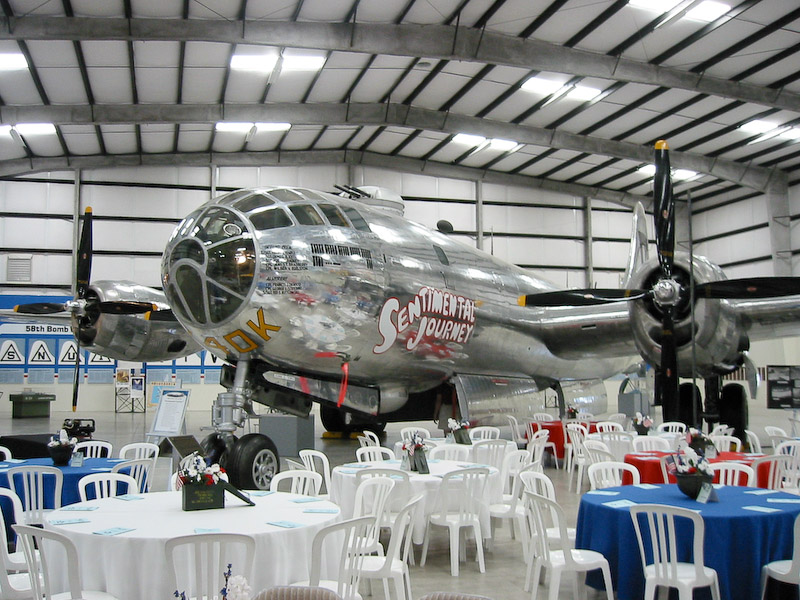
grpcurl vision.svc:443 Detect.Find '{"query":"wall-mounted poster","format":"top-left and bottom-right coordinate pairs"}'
top-left (766, 365), bottom-right (800, 409)
top-left (130, 376), bottom-right (145, 400)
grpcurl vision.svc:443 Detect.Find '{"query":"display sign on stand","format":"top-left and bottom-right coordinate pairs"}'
top-left (146, 389), bottom-right (190, 447)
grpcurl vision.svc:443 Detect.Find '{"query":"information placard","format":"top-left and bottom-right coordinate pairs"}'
top-left (148, 389), bottom-right (189, 438)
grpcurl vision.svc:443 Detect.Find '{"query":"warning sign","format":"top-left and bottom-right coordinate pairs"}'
top-left (89, 353), bottom-right (114, 365)
top-left (28, 340), bottom-right (55, 364)
top-left (59, 341), bottom-right (83, 365)
top-left (0, 340), bottom-right (24, 364)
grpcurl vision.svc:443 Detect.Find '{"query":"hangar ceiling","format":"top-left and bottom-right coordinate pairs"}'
top-left (0, 0), bottom-right (797, 211)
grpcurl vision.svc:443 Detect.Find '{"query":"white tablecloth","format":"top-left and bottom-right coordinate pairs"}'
top-left (330, 459), bottom-right (499, 544)
top-left (392, 438), bottom-right (515, 460)
top-left (44, 490), bottom-right (340, 600)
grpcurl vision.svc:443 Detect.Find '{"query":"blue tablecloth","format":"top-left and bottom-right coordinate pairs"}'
top-left (576, 484), bottom-right (800, 600)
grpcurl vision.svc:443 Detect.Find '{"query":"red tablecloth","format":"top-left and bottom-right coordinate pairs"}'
top-left (623, 450), bottom-right (769, 485)
top-left (534, 420), bottom-right (597, 459)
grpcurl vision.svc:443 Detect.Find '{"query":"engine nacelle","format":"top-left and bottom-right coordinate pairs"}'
top-left (73, 281), bottom-right (202, 362)
top-left (628, 254), bottom-right (745, 377)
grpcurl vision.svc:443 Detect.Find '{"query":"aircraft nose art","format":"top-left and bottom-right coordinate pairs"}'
top-left (162, 206), bottom-right (257, 327)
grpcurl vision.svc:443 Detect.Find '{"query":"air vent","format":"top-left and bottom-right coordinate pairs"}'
top-left (7, 255), bottom-right (32, 282)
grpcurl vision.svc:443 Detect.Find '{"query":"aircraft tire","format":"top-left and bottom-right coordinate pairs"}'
top-left (719, 383), bottom-right (748, 442)
top-left (320, 405), bottom-right (347, 432)
top-left (225, 433), bottom-right (280, 490)
top-left (201, 432), bottom-right (235, 466)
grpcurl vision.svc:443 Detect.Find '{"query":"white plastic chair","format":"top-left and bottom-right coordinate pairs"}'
top-left (588, 461), bottom-right (641, 490)
top-left (583, 439), bottom-right (614, 465)
top-left (468, 426), bottom-right (500, 441)
top-left (776, 440), bottom-right (800, 491)
top-left (118, 441), bottom-right (159, 461)
top-left (420, 467), bottom-right (490, 576)
top-left (518, 469), bottom-right (576, 565)
top-left (355, 446), bottom-right (394, 463)
top-left (595, 421), bottom-right (623, 433)
top-left (111, 457), bottom-right (154, 493)
top-left (399, 427), bottom-right (432, 441)
top-left (0, 446), bottom-right (12, 460)
top-left (709, 462), bottom-right (754, 486)
top-left (361, 494), bottom-right (424, 600)
top-left (270, 470), bottom-right (323, 496)
top-left (8, 466), bottom-right (63, 525)
top-left (353, 475), bottom-right (396, 557)
top-left (745, 430), bottom-right (762, 454)
top-left (765, 426), bottom-right (789, 453)
top-left (657, 422), bottom-right (687, 434)
top-left (14, 523), bottom-right (120, 600)
top-left (607, 412), bottom-right (628, 427)
top-left (428, 444), bottom-right (470, 461)
top-left (709, 434), bottom-right (742, 453)
top-left (710, 424), bottom-right (734, 436)
top-left (356, 467), bottom-right (411, 530)
top-left (299, 449), bottom-right (333, 500)
top-left (599, 431), bottom-right (635, 462)
top-left (499, 449), bottom-right (533, 497)
top-left (165, 533), bottom-right (255, 600)
top-left (290, 516), bottom-right (376, 600)
top-left (760, 511), bottom-right (800, 597)
top-left (78, 472), bottom-right (138, 501)
top-left (632, 436), bottom-right (672, 452)
top-left (565, 423), bottom-right (589, 492)
top-left (488, 464), bottom-right (531, 555)
top-left (629, 504), bottom-right (721, 600)
top-left (0, 488), bottom-right (31, 574)
top-left (752, 454), bottom-right (792, 490)
top-left (358, 430), bottom-right (381, 447)
top-left (73, 440), bottom-right (113, 458)
top-left (526, 426), bottom-right (559, 469)
top-left (532, 413), bottom-right (553, 421)
top-left (472, 439), bottom-right (507, 471)
top-left (506, 415), bottom-right (529, 449)
top-left (523, 491), bottom-right (613, 600)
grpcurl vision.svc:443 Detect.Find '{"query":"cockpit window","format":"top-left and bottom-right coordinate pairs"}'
top-left (319, 204), bottom-right (350, 227)
top-left (194, 208), bottom-right (240, 245)
top-left (217, 190), bottom-right (252, 205)
top-left (289, 204), bottom-right (325, 226)
top-left (433, 245), bottom-right (450, 266)
top-left (269, 189), bottom-right (305, 203)
top-left (250, 207), bottom-right (293, 230)
top-left (233, 193), bottom-right (275, 213)
top-left (342, 207), bottom-right (371, 232)
top-left (296, 189), bottom-right (328, 201)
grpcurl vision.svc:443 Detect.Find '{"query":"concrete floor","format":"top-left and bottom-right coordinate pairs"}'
top-left (1, 409), bottom-right (600, 600)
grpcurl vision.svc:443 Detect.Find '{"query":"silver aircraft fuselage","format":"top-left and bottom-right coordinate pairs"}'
top-left (162, 187), bottom-right (638, 412)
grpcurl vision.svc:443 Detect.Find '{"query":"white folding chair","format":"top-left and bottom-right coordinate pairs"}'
top-left (745, 430), bottom-right (762, 454)
top-left (0, 488), bottom-right (31, 574)
top-left (357, 430), bottom-right (381, 447)
top-left (583, 439), bottom-right (614, 465)
top-left (506, 415), bottom-right (529, 449)
top-left (532, 413), bottom-right (553, 421)
top-left (7, 466), bottom-right (63, 526)
top-left (709, 434), bottom-right (742, 453)
top-left (752, 454), bottom-right (792, 490)
top-left (565, 423), bottom-right (589, 492)
top-left (526, 426), bottom-right (559, 469)
top-left (165, 533), bottom-right (255, 600)
top-left (428, 444), bottom-right (470, 461)
top-left (523, 491), bottom-right (613, 600)
top-left (632, 436), bottom-right (671, 452)
top-left (361, 494), bottom-right (424, 600)
top-left (588, 461), bottom-right (641, 489)
top-left (299, 449), bottom-right (333, 500)
top-left (629, 504), bottom-right (721, 600)
top-left (468, 426), bottom-right (500, 441)
top-left (399, 427), bottom-right (432, 441)
top-left (420, 467), bottom-right (490, 576)
top-left (472, 439), bottom-right (507, 471)
top-left (760, 511), bottom-right (800, 597)
top-left (118, 441), bottom-right (159, 461)
top-left (14, 523), bottom-right (120, 600)
top-left (709, 462), bottom-right (754, 486)
top-left (775, 440), bottom-right (800, 491)
top-left (73, 440), bottom-right (113, 458)
top-left (518, 469), bottom-right (576, 567)
top-left (488, 464), bottom-right (530, 555)
top-left (111, 457), bottom-right (154, 493)
top-left (710, 424), bottom-right (734, 436)
top-left (0, 446), bottom-right (12, 461)
top-left (607, 412), bottom-right (628, 427)
top-left (499, 448), bottom-right (532, 497)
top-left (269, 470), bottom-right (323, 496)
top-left (599, 431), bottom-right (635, 462)
top-left (289, 516), bottom-right (376, 600)
top-left (78, 472), bottom-right (138, 501)
top-left (353, 475), bottom-right (396, 557)
top-left (355, 467), bottom-right (411, 530)
top-left (657, 422), bottom-right (687, 434)
top-left (355, 446), bottom-right (394, 463)
top-left (595, 421), bottom-right (623, 433)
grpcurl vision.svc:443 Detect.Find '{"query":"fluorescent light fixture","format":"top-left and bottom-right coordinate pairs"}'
top-left (685, 0), bottom-right (730, 21)
top-left (0, 125), bottom-right (11, 136)
top-left (452, 133), bottom-right (486, 146)
top-left (673, 169), bottom-right (699, 181)
top-left (255, 122), bottom-right (291, 132)
top-left (628, 0), bottom-right (681, 10)
top-left (14, 123), bottom-right (55, 135)
top-left (230, 54), bottom-right (278, 73)
top-left (0, 53), bottom-right (27, 70)
top-left (489, 138), bottom-right (519, 152)
top-left (567, 85), bottom-right (602, 101)
top-left (780, 128), bottom-right (800, 140)
top-left (215, 122), bottom-right (254, 133)
top-left (521, 76), bottom-right (563, 95)
top-left (281, 55), bottom-right (326, 71)
top-left (740, 120), bottom-right (779, 134)
top-left (638, 164), bottom-right (656, 176)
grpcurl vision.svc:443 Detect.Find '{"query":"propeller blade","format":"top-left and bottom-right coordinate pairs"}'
top-left (518, 288), bottom-right (649, 307)
top-left (13, 302), bottom-right (67, 315)
top-left (657, 306), bottom-right (679, 415)
top-left (71, 338), bottom-right (81, 412)
top-left (76, 207), bottom-right (93, 301)
top-left (144, 308), bottom-right (177, 322)
top-left (98, 301), bottom-right (158, 315)
top-left (653, 140), bottom-right (674, 279)
top-left (742, 353), bottom-right (759, 399)
top-left (695, 277), bottom-right (800, 299)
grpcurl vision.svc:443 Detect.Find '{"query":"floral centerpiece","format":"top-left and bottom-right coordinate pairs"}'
top-left (565, 405), bottom-right (578, 419)
top-left (684, 427), bottom-right (717, 458)
top-left (632, 412), bottom-right (653, 435)
top-left (672, 437), bottom-right (714, 499)
top-left (401, 432), bottom-right (429, 473)
top-left (175, 563), bottom-right (251, 600)
top-left (178, 452), bottom-right (226, 511)
top-left (448, 418), bottom-right (472, 444)
top-left (47, 429), bottom-right (77, 466)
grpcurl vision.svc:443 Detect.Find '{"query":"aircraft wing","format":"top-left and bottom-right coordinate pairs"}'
top-left (734, 296), bottom-right (800, 341)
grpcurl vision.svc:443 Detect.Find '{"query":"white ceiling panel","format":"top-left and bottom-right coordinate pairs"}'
top-left (0, 70), bottom-right (44, 104)
top-left (485, 0), bottom-right (548, 35)
top-left (177, 126), bottom-right (213, 153)
top-left (70, 1), bottom-right (124, 17)
top-left (99, 125), bottom-right (137, 154)
top-left (61, 125), bottom-right (102, 155)
top-left (531, 0), bottom-right (618, 45)
top-left (404, 1), bottom-right (471, 25)
top-left (140, 124), bottom-right (177, 154)
top-left (182, 68), bottom-right (226, 103)
top-left (130, 0), bottom-right (184, 18)
top-left (297, 0), bottom-right (359, 23)
top-left (86, 68), bottom-right (133, 103)
top-left (224, 71), bottom-right (270, 103)
top-left (313, 126), bottom-right (360, 149)
top-left (306, 70), bottom-right (363, 103)
top-left (279, 127), bottom-right (324, 151)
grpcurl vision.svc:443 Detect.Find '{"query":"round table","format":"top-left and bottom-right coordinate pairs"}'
top-left (624, 451), bottom-right (768, 485)
top-left (330, 458), bottom-right (500, 544)
top-left (45, 490), bottom-right (341, 600)
top-left (576, 484), bottom-right (800, 600)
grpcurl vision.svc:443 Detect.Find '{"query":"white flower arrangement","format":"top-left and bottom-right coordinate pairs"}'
top-left (174, 564), bottom-right (251, 600)
top-left (448, 418), bottom-right (469, 431)
top-left (674, 446), bottom-right (713, 476)
top-left (47, 429), bottom-right (77, 448)
top-left (177, 452), bottom-right (225, 486)
top-left (402, 433), bottom-right (426, 455)
top-left (632, 412), bottom-right (653, 428)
